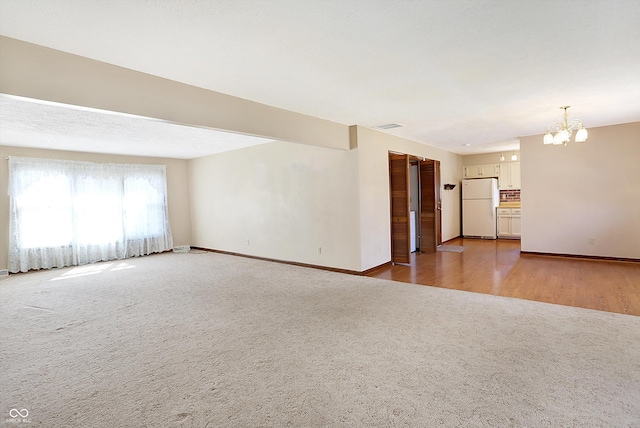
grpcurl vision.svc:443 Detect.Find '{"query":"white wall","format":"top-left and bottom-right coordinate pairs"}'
top-left (354, 126), bottom-right (463, 271)
top-left (520, 122), bottom-right (640, 259)
top-left (189, 141), bottom-right (362, 271)
top-left (189, 128), bottom-right (463, 273)
top-left (0, 145), bottom-right (192, 271)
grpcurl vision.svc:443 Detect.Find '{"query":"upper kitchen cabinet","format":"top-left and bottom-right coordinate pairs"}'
top-left (498, 162), bottom-right (521, 190)
top-left (464, 164), bottom-right (499, 179)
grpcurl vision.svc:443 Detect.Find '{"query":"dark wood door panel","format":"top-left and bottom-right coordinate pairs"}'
top-left (419, 160), bottom-right (436, 253)
top-left (389, 154), bottom-right (410, 264)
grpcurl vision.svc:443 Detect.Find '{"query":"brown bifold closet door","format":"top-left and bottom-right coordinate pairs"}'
top-left (435, 160), bottom-right (442, 246)
top-left (389, 153), bottom-right (411, 264)
top-left (419, 159), bottom-right (441, 253)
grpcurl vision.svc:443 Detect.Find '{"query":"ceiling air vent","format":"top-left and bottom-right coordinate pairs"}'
top-left (376, 123), bottom-right (404, 130)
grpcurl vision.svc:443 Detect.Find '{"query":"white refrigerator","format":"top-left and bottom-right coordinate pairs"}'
top-left (462, 178), bottom-right (499, 239)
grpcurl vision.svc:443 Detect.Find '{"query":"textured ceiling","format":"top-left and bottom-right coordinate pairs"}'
top-left (0, 96), bottom-right (274, 159)
top-left (1, 0), bottom-right (639, 156)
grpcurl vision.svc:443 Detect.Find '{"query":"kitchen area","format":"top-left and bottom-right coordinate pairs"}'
top-left (461, 151), bottom-right (521, 240)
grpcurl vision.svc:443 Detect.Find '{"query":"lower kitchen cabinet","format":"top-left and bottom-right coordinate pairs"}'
top-left (497, 207), bottom-right (521, 238)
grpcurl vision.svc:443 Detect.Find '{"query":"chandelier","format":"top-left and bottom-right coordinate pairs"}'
top-left (543, 106), bottom-right (588, 146)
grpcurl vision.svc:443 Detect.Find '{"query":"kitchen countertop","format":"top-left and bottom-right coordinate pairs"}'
top-left (498, 202), bottom-right (521, 208)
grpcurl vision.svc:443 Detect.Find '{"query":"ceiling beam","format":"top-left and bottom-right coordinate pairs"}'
top-left (0, 36), bottom-right (350, 151)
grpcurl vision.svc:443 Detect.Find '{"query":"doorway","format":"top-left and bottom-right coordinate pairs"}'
top-left (389, 152), bottom-right (441, 264)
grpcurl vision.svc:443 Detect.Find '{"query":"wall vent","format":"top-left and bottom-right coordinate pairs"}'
top-left (0, 269), bottom-right (8, 277)
top-left (376, 123), bottom-right (405, 130)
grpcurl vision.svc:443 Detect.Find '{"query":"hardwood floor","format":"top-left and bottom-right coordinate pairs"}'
top-left (366, 237), bottom-right (640, 316)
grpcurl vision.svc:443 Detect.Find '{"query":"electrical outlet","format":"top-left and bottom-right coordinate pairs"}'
top-left (589, 238), bottom-right (596, 245)
top-left (247, 239), bottom-right (250, 245)
top-left (318, 247), bottom-right (322, 254)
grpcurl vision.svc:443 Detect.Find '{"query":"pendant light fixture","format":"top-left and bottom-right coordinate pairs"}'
top-left (543, 106), bottom-right (588, 146)
top-left (511, 151), bottom-right (517, 161)
top-left (500, 152), bottom-right (505, 162)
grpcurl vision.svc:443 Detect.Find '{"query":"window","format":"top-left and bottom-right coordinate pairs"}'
top-left (8, 157), bottom-right (173, 273)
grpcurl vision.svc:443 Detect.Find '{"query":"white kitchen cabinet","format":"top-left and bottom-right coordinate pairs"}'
top-left (463, 165), bottom-right (478, 178)
top-left (511, 214), bottom-right (521, 236)
top-left (498, 162), bottom-right (521, 190)
top-left (464, 164), bottom-right (499, 179)
top-left (510, 162), bottom-right (521, 189)
top-left (497, 215), bottom-right (511, 236)
top-left (497, 207), bottom-right (521, 238)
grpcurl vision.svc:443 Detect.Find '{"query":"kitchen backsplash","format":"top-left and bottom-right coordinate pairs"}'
top-left (500, 189), bottom-right (521, 201)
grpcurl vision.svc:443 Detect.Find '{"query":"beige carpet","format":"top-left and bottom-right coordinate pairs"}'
top-left (1, 251), bottom-right (638, 427)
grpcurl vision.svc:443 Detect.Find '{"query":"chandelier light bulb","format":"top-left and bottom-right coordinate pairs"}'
top-left (575, 127), bottom-right (588, 143)
top-left (558, 129), bottom-right (569, 144)
top-left (543, 133), bottom-right (554, 145)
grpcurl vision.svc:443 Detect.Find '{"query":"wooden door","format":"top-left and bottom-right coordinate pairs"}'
top-left (389, 153), bottom-right (411, 264)
top-left (435, 160), bottom-right (442, 245)
top-left (419, 159), bottom-right (440, 253)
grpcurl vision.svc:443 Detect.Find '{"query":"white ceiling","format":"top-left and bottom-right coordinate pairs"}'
top-left (1, 0), bottom-right (639, 156)
top-left (0, 95), bottom-right (274, 159)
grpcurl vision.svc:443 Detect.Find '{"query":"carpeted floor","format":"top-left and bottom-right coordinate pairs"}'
top-left (1, 251), bottom-right (638, 427)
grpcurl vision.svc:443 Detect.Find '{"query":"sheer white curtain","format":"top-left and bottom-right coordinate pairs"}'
top-left (8, 157), bottom-right (173, 273)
